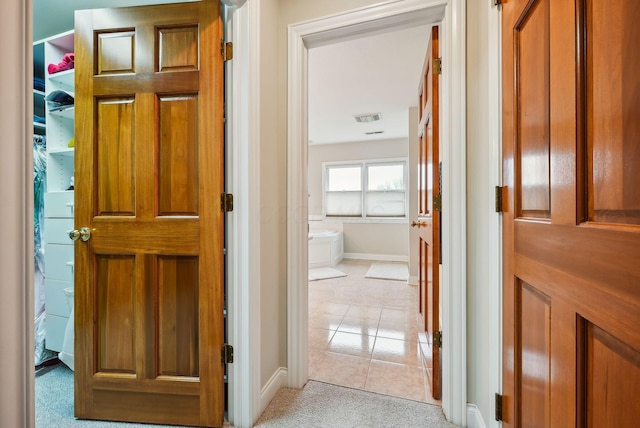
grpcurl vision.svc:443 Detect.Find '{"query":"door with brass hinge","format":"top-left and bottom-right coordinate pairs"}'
top-left (413, 25), bottom-right (441, 400)
top-left (73, 1), bottom-right (226, 426)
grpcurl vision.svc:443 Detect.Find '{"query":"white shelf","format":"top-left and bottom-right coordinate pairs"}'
top-left (49, 147), bottom-right (74, 156)
top-left (47, 69), bottom-right (74, 89)
top-left (49, 106), bottom-right (74, 120)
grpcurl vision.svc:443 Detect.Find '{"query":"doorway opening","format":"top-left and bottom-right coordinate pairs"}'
top-left (305, 23), bottom-right (435, 402)
top-left (286, 0), bottom-right (467, 422)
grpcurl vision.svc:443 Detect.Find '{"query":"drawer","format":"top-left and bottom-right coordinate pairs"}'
top-left (44, 218), bottom-right (74, 245)
top-left (44, 243), bottom-right (74, 281)
top-left (45, 313), bottom-right (69, 353)
top-left (45, 279), bottom-right (73, 317)
top-left (44, 191), bottom-right (74, 218)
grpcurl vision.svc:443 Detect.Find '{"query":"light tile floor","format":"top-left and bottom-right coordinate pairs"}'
top-left (308, 259), bottom-right (440, 405)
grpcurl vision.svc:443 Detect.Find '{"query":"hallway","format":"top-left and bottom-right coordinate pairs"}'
top-left (308, 259), bottom-right (439, 404)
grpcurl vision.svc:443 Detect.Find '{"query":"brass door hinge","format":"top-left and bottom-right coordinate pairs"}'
top-left (222, 344), bottom-right (234, 364)
top-left (221, 41), bottom-right (233, 61)
top-left (221, 193), bottom-right (234, 212)
top-left (433, 57), bottom-right (442, 75)
top-left (495, 393), bottom-right (503, 421)
top-left (495, 186), bottom-right (504, 213)
top-left (433, 331), bottom-right (442, 348)
top-left (433, 194), bottom-right (442, 212)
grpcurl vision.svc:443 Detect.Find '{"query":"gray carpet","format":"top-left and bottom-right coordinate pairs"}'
top-left (255, 381), bottom-right (457, 428)
top-left (37, 363), bottom-right (457, 428)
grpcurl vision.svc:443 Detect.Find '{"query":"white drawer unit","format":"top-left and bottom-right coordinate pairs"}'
top-left (44, 218), bottom-right (74, 244)
top-left (44, 243), bottom-right (74, 282)
top-left (44, 279), bottom-right (73, 318)
top-left (44, 191), bottom-right (74, 218)
top-left (46, 314), bottom-right (69, 353)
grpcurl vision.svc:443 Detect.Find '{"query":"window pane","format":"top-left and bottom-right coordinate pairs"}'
top-left (326, 191), bottom-right (362, 216)
top-left (367, 164), bottom-right (405, 191)
top-left (327, 166), bottom-right (362, 191)
top-left (366, 191), bottom-right (405, 217)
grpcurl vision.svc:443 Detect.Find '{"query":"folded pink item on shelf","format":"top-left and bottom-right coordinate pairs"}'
top-left (48, 52), bottom-right (75, 74)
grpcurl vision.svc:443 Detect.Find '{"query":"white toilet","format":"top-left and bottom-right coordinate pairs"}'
top-left (59, 287), bottom-right (74, 371)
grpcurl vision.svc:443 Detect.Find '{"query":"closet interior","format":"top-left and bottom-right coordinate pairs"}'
top-left (33, 30), bottom-right (76, 371)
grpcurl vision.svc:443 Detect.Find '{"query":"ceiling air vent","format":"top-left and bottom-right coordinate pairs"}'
top-left (354, 113), bottom-right (382, 123)
top-left (364, 130), bottom-right (384, 135)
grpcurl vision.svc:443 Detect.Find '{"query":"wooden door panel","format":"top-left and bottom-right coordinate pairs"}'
top-left (518, 282), bottom-right (550, 427)
top-left (75, 1), bottom-right (224, 426)
top-left (516, 0), bottom-right (550, 219)
top-left (587, 0), bottom-right (640, 225)
top-left (96, 255), bottom-right (136, 374)
top-left (96, 98), bottom-right (135, 216)
top-left (158, 95), bottom-right (199, 215)
top-left (503, 0), bottom-right (640, 427)
top-left (416, 26), bottom-right (440, 400)
top-left (158, 256), bottom-right (199, 377)
top-left (586, 323), bottom-right (640, 427)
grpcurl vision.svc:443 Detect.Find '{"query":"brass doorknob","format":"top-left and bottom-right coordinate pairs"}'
top-left (69, 227), bottom-right (91, 242)
top-left (411, 220), bottom-right (427, 228)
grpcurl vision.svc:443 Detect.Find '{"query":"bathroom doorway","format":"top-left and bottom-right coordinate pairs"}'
top-left (304, 21), bottom-right (436, 403)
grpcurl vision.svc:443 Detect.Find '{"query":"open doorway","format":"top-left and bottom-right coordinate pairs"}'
top-left (286, 0), bottom-right (468, 422)
top-left (305, 25), bottom-right (437, 403)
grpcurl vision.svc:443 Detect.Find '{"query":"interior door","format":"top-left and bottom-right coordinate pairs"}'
top-left (502, 0), bottom-right (640, 426)
top-left (73, 1), bottom-right (225, 426)
top-left (414, 25), bottom-right (441, 400)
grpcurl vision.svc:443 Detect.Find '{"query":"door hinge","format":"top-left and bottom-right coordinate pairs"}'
top-left (433, 331), bottom-right (442, 348)
top-left (221, 41), bottom-right (233, 61)
top-left (433, 194), bottom-right (442, 212)
top-left (495, 186), bottom-right (504, 213)
top-left (495, 393), bottom-right (503, 421)
top-left (221, 193), bottom-right (234, 212)
top-left (222, 344), bottom-right (234, 364)
top-left (433, 57), bottom-right (442, 75)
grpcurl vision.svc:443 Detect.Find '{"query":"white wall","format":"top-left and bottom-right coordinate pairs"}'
top-left (308, 139), bottom-right (409, 259)
top-left (466, 1), bottom-right (502, 427)
top-left (257, 0), bottom-right (286, 388)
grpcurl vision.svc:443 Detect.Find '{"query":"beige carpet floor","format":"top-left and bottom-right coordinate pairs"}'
top-left (36, 363), bottom-right (458, 427)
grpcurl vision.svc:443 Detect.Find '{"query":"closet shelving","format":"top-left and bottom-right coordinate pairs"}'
top-left (33, 42), bottom-right (46, 135)
top-left (39, 29), bottom-right (75, 353)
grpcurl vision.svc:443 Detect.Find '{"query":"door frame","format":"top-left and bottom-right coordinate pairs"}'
top-left (286, 0), bottom-right (468, 424)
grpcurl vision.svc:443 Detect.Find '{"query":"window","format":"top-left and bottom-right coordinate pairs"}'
top-left (324, 160), bottom-right (407, 219)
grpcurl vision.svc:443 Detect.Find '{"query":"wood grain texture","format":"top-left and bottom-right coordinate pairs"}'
top-left (417, 26), bottom-right (440, 400)
top-left (587, 0), bottom-right (640, 225)
top-left (516, 0), bottom-right (550, 218)
top-left (74, 1), bottom-right (225, 426)
top-left (503, 1), bottom-right (640, 427)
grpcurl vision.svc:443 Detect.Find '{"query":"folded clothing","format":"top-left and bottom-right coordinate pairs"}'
top-left (34, 77), bottom-right (45, 92)
top-left (48, 52), bottom-right (75, 74)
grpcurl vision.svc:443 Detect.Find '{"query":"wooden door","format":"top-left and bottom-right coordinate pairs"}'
top-left (73, 1), bottom-right (225, 426)
top-left (415, 26), bottom-right (441, 400)
top-left (502, 0), bottom-right (640, 426)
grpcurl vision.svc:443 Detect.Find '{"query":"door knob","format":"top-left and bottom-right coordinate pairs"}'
top-left (411, 220), bottom-right (427, 228)
top-left (69, 227), bottom-right (91, 242)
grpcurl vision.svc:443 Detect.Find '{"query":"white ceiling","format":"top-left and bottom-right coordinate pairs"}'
top-left (308, 24), bottom-right (431, 145)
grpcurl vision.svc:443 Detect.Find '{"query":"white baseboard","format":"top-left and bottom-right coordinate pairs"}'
top-left (343, 253), bottom-right (409, 262)
top-left (466, 404), bottom-right (487, 428)
top-left (408, 275), bottom-right (419, 286)
top-left (259, 367), bottom-right (288, 415)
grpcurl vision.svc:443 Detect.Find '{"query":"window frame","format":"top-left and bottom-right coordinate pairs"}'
top-left (322, 157), bottom-right (409, 222)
